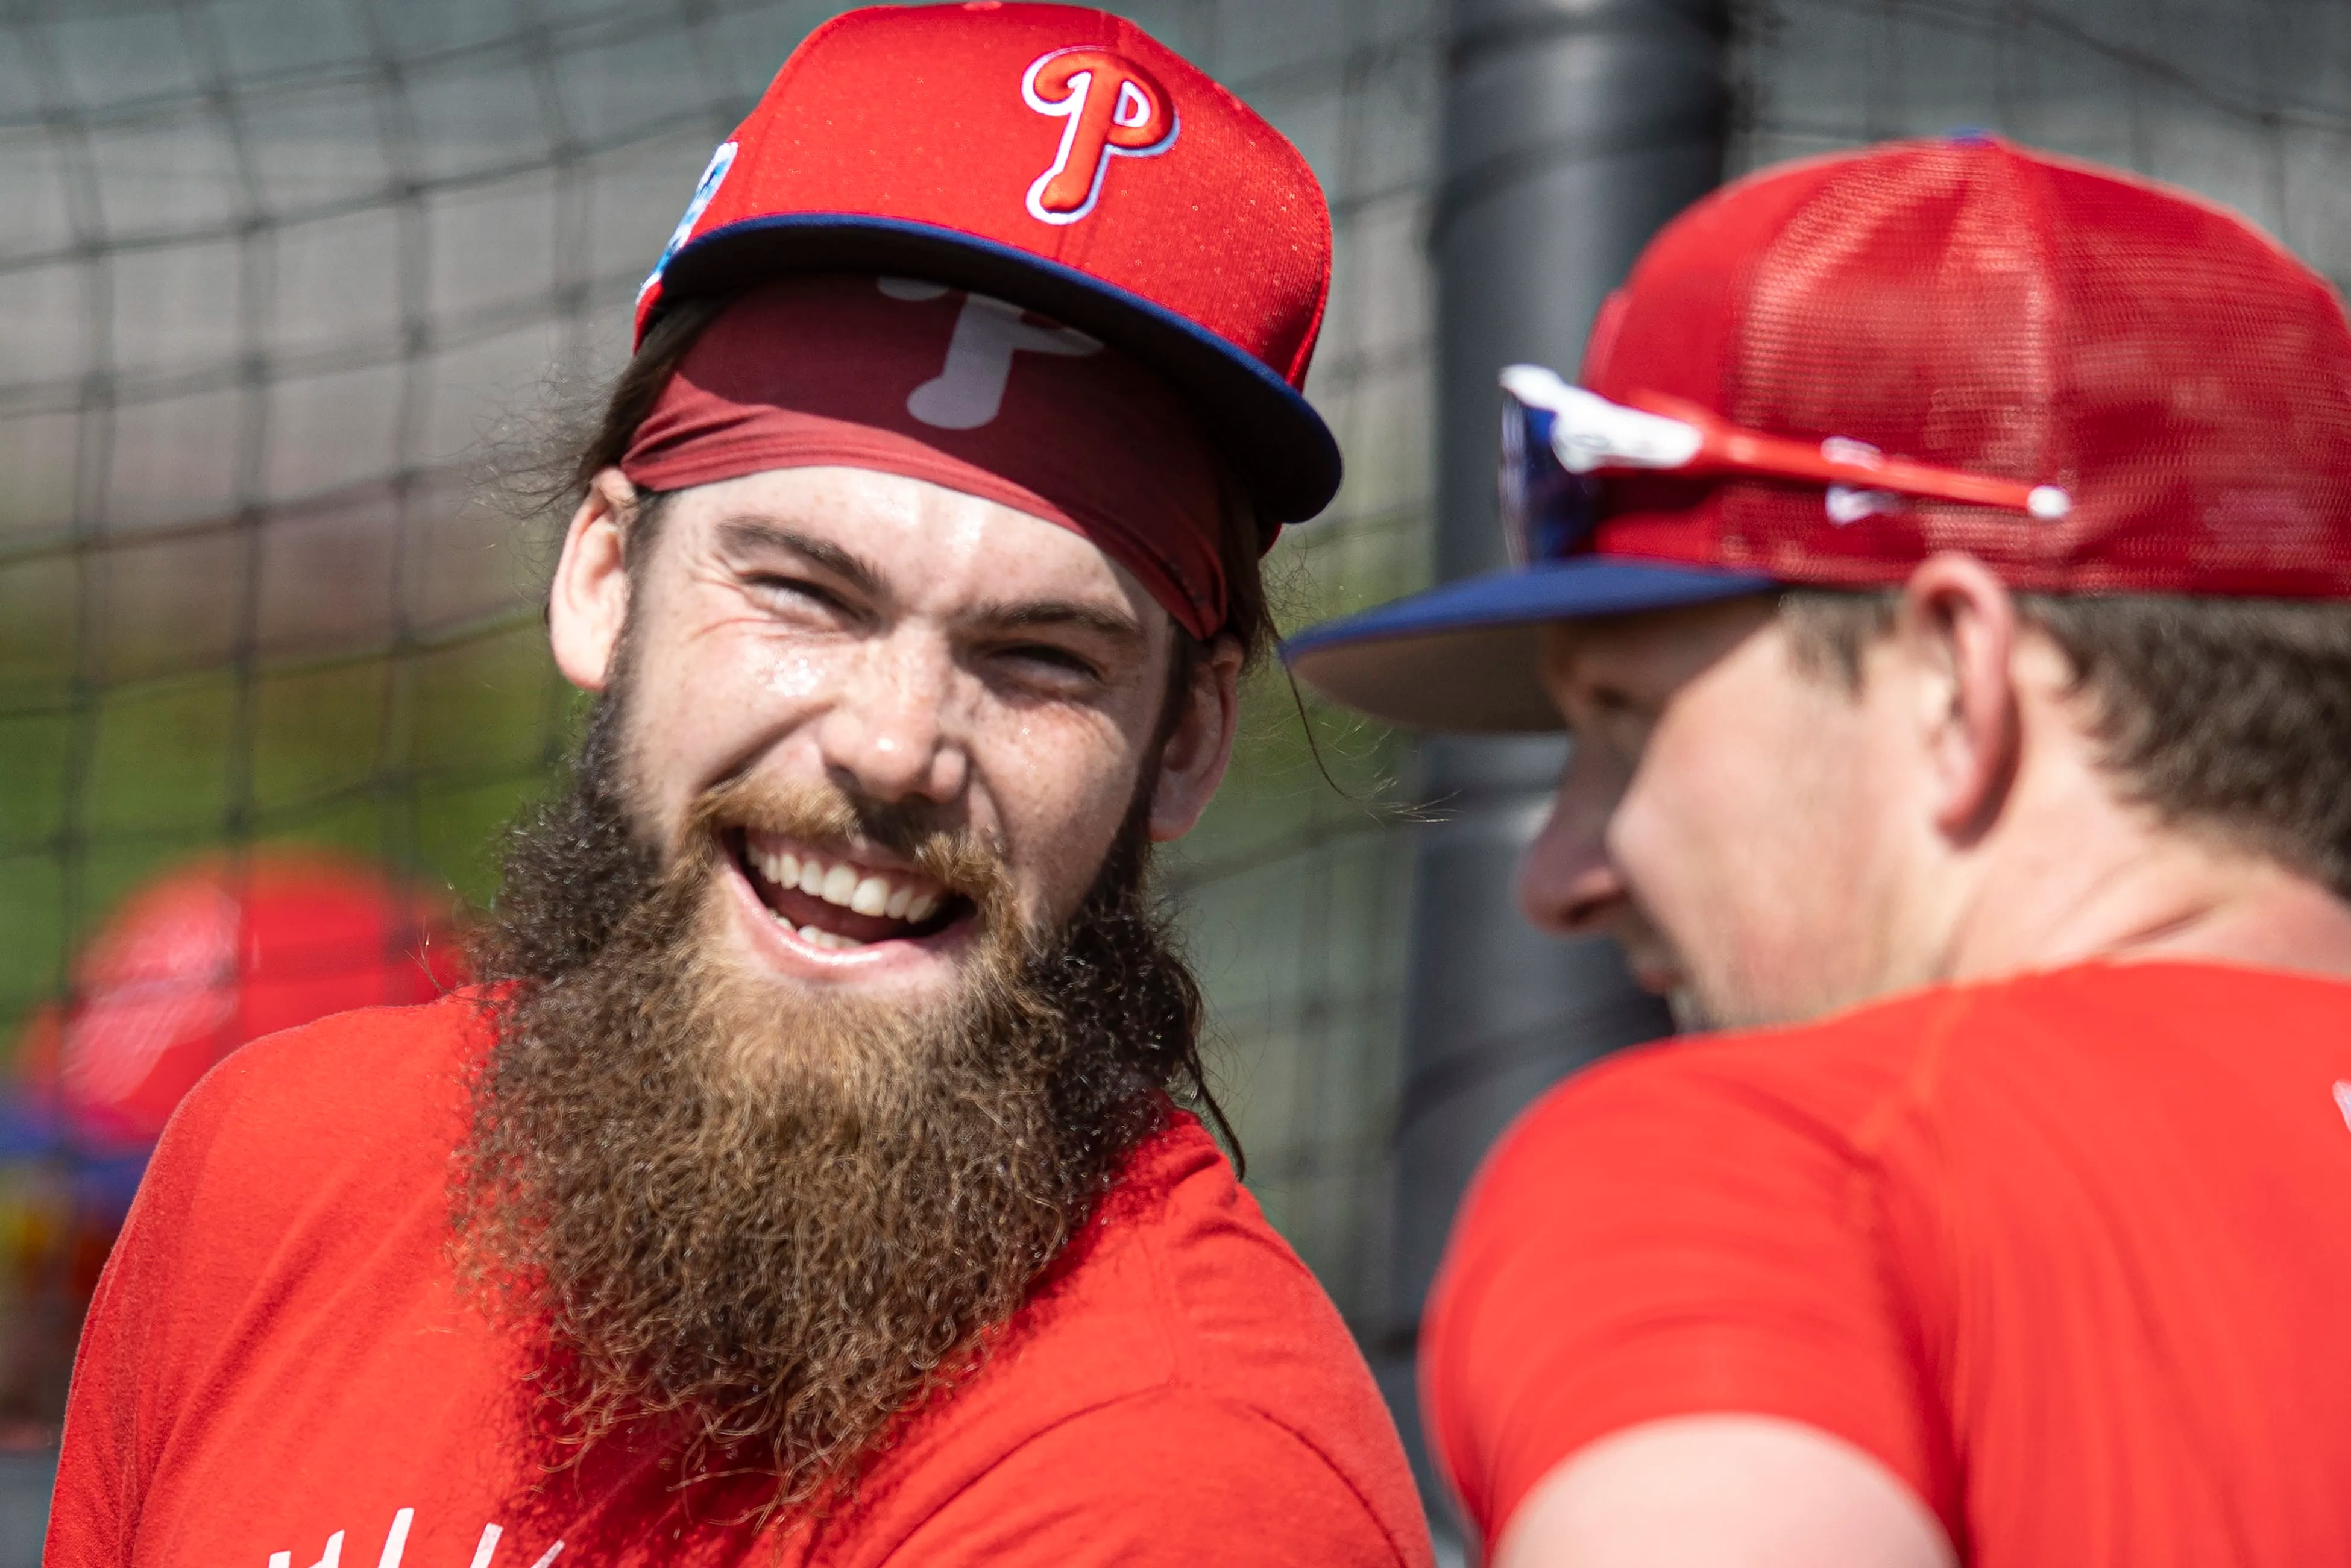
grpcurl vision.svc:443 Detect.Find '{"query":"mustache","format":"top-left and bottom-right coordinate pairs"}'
top-left (687, 772), bottom-right (1016, 924)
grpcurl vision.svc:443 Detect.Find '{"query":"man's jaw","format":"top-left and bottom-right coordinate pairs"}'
top-left (1608, 905), bottom-right (1708, 1027)
top-left (1624, 945), bottom-right (1713, 1033)
top-left (1610, 910), bottom-right (1684, 997)
top-left (717, 826), bottom-right (981, 978)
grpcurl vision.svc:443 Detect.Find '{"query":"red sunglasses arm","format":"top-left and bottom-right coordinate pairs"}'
top-left (1627, 390), bottom-right (2065, 517)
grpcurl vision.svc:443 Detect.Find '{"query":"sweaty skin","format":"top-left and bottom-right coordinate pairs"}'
top-left (549, 464), bottom-right (1242, 1013)
top-left (1501, 552), bottom-right (2351, 1568)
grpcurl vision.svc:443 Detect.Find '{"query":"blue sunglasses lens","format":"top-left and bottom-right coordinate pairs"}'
top-left (1499, 393), bottom-right (1600, 565)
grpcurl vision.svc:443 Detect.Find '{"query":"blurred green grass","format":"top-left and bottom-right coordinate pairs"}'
top-left (0, 599), bottom-right (582, 1050)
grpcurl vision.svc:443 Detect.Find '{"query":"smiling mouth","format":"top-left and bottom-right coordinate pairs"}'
top-left (728, 828), bottom-right (972, 951)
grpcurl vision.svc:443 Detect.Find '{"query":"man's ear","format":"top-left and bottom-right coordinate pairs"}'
top-left (1890, 552), bottom-right (2022, 842)
top-left (1147, 635), bottom-right (1245, 843)
top-left (549, 468), bottom-right (639, 693)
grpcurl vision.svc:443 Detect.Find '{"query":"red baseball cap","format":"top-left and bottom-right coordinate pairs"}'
top-left (1287, 135), bottom-right (2351, 729)
top-left (632, 2), bottom-right (1339, 529)
top-left (13, 852), bottom-right (462, 1149)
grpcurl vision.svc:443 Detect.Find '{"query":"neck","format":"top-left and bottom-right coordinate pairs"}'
top-left (1940, 822), bottom-right (2351, 988)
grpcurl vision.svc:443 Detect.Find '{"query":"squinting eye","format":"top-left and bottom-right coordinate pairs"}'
top-left (751, 575), bottom-right (846, 613)
top-left (1001, 644), bottom-right (1101, 681)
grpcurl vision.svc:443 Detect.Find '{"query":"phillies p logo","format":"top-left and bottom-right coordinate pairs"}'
top-left (1021, 47), bottom-right (1178, 225)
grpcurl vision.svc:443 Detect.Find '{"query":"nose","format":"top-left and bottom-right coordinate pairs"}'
top-left (1517, 743), bottom-right (1630, 936)
top-left (814, 631), bottom-right (970, 805)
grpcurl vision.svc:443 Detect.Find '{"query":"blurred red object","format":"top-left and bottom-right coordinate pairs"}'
top-left (15, 852), bottom-right (465, 1151)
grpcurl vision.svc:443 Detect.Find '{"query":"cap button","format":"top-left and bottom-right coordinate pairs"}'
top-left (1946, 125), bottom-right (1997, 146)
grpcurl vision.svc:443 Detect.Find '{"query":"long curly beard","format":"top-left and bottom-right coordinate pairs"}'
top-left (453, 690), bottom-right (1212, 1507)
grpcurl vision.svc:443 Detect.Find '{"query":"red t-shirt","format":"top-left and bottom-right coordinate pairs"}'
top-left (1424, 960), bottom-right (2351, 1566)
top-left (51, 991), bottom-right (1432, 1567)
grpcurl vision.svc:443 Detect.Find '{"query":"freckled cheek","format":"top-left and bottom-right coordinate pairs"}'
top-left (980, 722), bottom-right (1139, 920)
top-left (684, 617), bottom-right (845, 700)
top-left (758, 646), bottom-right (832, 704)
top-left (629, 625), bottom-right (847, 801)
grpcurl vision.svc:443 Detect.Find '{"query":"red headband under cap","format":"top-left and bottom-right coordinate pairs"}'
top-left (622, 275), bottom-right (1227, 638)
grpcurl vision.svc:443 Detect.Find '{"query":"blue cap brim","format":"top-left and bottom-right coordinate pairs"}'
top-left (1283, 556), bottom-right (1776, 732)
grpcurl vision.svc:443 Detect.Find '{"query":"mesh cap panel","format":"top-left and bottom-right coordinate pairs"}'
top-left (1583, 136), bottom-right (2351, 597)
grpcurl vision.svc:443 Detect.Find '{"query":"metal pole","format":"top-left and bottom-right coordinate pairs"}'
top-left (1374, 0), bottom-right (1728, 1529)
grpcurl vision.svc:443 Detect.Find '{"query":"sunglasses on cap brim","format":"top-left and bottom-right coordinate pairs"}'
top-left (1496, 364), bottom-right (2074, 567)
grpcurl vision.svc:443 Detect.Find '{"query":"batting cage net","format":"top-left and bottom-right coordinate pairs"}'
top-left (1, 0), bottom-right (2346, 1530)
top-left (1732, 0), bottom-right (2351, 279)
top-left (0, 0), bottom-right (1438, 1443)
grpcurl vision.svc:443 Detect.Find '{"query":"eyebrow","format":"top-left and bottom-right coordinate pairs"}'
top-left (714, 516), bottom-right (886, 600)
top-left (966, 598), bottom-right (1148, 647)
top-left (714, 512), bottom-right (1147, 650)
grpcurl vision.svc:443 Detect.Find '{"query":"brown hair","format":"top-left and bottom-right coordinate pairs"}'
top-left (1781, 588), bottom-right (2351, 897)
top-left (563, 295), bottom-right (1277, 687)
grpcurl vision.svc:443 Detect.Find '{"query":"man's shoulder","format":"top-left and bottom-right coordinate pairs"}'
top-left (1424, 988), bottom-right (1999, 1544)
top-left (869, 1382), bottom-right (1427, 1567)
top-left (1479, 959), bottom-right (2351, 1226)
top-left (1507, 964), bottom-right (2186, 1144)
top-left (1018, 1115), bottom-right (1381, 1422)
top-left (1426, 963), bottom-right (2351, 1546)
top-left (71, 989), bottom-right (497, 1461)
top-left (1498, 984), bottom-right (1958, 1160)
top-left (1455, 974), bottom-right (2066, 1254)
top-left (154, 987), bottom-right (491, 1224)
top-left (198, 985), bottom-right (486, 1129)
top-left (856, 1113), bottom-right (1426, 1564)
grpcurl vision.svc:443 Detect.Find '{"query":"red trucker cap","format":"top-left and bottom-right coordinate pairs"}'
top-left (632, 2), bottom-right (1339, 530)
top-left (1287, 134), bottom-right (2351, 730)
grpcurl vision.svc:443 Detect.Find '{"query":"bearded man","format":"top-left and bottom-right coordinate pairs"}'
top-left (1291, 137), bottom-right (2351, 1567)
top-left (49, 8), bottom-right (1430, 1566)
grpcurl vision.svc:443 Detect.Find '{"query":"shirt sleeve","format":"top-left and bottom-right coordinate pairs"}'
top-left (45, 1047), bottom-right (252, 1567)
top-left (884, 1388), bottom-right (1414, 1567)
top-left (1419, 1041), bottom-right (1956, 1551)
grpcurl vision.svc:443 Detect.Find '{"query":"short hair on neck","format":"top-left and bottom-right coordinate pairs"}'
top-left (1780, 585), bottom-right (2351, 898)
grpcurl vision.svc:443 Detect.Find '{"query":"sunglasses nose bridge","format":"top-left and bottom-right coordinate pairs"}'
top-left (1496, 394), bottom-right (1532, 565)
top-left (1499, 389), bottom-right (1607, 567)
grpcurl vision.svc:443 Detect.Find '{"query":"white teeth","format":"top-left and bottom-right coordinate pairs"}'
top-left (773, 907), bottom-right (858, 949)
top-left (749, 842), bottom-right (948, 931)
top-left (796, 922), bottom-right (864, 951)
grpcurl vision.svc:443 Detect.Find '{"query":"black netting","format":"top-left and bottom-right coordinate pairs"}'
top-left (7, 0), bottom-right (2346, 1552)
top-left (0, 0), bottom-right (1438, 1466)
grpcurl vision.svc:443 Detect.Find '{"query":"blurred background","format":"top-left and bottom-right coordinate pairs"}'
top-left (2, 0), bottom-right (2344, 1558)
